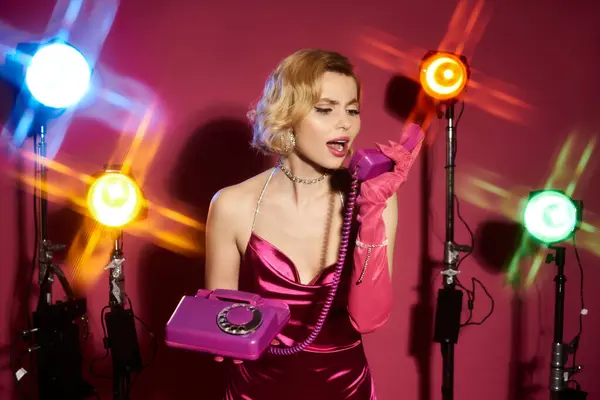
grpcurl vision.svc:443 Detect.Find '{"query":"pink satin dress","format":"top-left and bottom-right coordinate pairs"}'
top-left (224, 169), bottom-right (377, 400)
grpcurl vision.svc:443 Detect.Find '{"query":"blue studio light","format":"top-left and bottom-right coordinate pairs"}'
top-left (24, 42), bottom-right (92, 109)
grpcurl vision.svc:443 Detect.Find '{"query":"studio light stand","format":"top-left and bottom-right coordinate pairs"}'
top-left (432, 100), bottom-right (472, 400)
top-left (33, 122), bottom-right (71, 307)
top-left (3, 39), bottom-right (95, 399)
top-left (103, 230), bottom-right (142, 400)
top-left (546, 246), bottom-right (587, 400)
top-left (24, 121), bottom-right (95, 400)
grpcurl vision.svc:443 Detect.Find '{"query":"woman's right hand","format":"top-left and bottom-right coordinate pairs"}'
top-left (213, 339), bottom-right (280, 364)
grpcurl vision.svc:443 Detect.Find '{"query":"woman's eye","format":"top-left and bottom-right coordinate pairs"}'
top-left (315, 107), bottom-right (332, 114)
top-left (348, 109), bottom-right (360, 116)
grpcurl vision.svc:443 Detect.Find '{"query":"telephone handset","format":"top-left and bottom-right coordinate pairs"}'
top-left (348, 125), bottom-right (422, 181)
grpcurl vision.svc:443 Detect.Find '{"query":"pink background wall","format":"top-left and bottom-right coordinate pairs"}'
top-left (1, 0), bottom-right (599, 399)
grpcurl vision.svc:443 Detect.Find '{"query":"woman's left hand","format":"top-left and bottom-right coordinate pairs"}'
top-left (358, 123), bottom-right (425, 206)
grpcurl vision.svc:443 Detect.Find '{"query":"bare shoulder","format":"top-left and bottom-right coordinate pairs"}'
top-left (210, 169), bottom-right (273, 214)
top-left (208, 169), bottom-right (275, 241)
top-left (204, 169), bottom-right (274, 290)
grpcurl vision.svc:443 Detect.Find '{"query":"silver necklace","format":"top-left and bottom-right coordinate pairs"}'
top-left (277, 158), bottom-right (327, 185)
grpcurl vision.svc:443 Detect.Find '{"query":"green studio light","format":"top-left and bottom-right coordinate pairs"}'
top-left (523, 190), bottom-right (580, 244)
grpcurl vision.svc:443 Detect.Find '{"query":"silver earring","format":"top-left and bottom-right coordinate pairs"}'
top-left (280, 130), bottom-right (296, 153)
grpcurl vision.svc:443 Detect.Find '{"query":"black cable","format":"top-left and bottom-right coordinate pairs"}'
top-left (567, 379), bottom-right (582, 391)
top-left (123, 295), bottom-right (157, 368)
top-left (89, 306), bottom-right (111, 379)
top-left (570, 235), bottom-right (585, 376)
top-left (457, 276), bottom-right (495, 327)
top-left (454, 194), bottom-right (474, 270)
top-left (443, 100), bottom-right (494, 329)
top-left (133, 315), bottom-right (158, 369)
top-left (453, 195), bottom-right (494, 328)
top-left (452, 100), bottom-right (465, 159)
top-left (123, 294), bottom-right (158, 397)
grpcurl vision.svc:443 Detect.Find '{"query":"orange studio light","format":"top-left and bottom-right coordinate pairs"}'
top-left (419, 52), bottom-right (470, 101)
top-left (87, 167), bottom-right (145, 228)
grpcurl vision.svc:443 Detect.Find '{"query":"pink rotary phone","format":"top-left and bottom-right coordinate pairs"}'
top-left (165, 126), bottom-right (422, 360)
top-left (165, 289), bottom-right (290, 360)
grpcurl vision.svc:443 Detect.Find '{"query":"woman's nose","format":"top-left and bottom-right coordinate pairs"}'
top-left (336, 115), bottom-right (351, 130)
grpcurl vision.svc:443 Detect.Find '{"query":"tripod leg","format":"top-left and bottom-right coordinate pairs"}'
top-left (441, 342), bottom-right (454, 400)
top-left (113, 369), bottom-right (132, 400)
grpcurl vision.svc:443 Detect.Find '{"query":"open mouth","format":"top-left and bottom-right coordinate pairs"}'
top-left (326, 138), bottom-right (349, 153)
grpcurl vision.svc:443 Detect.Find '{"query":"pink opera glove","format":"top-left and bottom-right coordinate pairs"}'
top-left (348, 123), bottom-right (425, 334)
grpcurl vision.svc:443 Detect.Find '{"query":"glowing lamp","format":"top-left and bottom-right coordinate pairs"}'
top-left (523, 190), bottom-right (582, 245)
top-left (419, 52), bottom-right (469, 101)
top-left (87, 169), bottom-right (145, 228)
top-left (25, 42), bottom-right (91, 109)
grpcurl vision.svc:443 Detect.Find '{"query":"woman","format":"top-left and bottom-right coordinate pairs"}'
top-left (205, 48), bottom-right (428, 400)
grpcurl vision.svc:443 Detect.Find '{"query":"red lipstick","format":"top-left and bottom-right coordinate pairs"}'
top-left (326, 136), bottom-right (350, 158)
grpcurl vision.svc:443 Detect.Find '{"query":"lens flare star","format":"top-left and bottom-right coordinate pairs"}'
top-left (356, 0), bottom-right (534, 125)
top-left (456, 132), bottom-right (597, 287)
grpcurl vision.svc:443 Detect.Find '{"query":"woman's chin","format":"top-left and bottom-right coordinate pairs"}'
top-left (320, 158), bottom-right (346, 171)
top-left (300, 151), bottom-right (348, 172)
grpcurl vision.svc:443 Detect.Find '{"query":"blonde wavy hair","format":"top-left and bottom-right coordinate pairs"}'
top-left (250, 49), bottom-right (361, 155)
